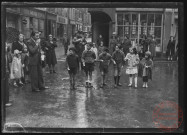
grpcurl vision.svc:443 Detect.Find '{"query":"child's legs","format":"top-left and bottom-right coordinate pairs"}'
top-left (143, 76), bottom-right (148, 82)
top-left (134, 74), bottom-right (138, 85)
top-left (129, 74), bottom-right (133, 84)
top-left (89, 71), bottom-right (92, 82)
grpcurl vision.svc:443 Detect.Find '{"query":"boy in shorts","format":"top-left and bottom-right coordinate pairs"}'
top-left (112, 45), bottom-right (125, 88)
top-left (66, 47), bottom-right (79, 90)
top-left (82, 43), bottom-right (96, 88)
top-left (99, 48), bottom-right (115, 88)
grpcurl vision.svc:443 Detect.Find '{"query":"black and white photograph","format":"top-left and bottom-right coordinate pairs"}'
top-left (1, 2), bottom-right (184, 133)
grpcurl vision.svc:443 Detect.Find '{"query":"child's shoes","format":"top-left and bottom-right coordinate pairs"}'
top-left (128, 84), bottom-right (132, 87)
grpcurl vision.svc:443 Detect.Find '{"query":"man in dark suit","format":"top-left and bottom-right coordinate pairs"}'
top-left (27, 31), bottom-right (49, 92)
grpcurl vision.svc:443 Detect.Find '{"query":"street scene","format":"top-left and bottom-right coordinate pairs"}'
top-left (2, 4), bottom-right (181, 133)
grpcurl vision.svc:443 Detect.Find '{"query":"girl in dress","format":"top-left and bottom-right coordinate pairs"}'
top-left (138, 51), bottom-right (153, 88)
top-left (124, 47), bottom-right (140, 88)
top-left (10, 50), bottom-right (24, 87)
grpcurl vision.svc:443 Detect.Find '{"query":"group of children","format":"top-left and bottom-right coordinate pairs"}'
top-left (7, 45), bottom-right (29, 87)
top-left (66, 42), bottom-right (153, 90)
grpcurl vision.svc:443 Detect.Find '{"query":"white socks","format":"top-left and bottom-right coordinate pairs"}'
top-left (134, 77), bottom-right (137, 87)
top-left (129, 77), bottom-right (132, 85)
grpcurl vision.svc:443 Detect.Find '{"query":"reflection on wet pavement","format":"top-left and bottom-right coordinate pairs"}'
top-left (6, 62), bottom-right (178, 128)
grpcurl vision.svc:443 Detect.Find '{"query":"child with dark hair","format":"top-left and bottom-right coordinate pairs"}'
top-left (66, 47), bottom-right (79, 90)
top-left (99, 48), bottom-right (115, 88)
top-left (82, 43), bottom-right (96, 88)
top-left (112, 45), bottom-right (125, 88)
top-left (21, 46), bottom-right (29, 84)
top-left (138, 51), bottom-right (153, 88)
top-left (124, 47), bottom-right (140, 88)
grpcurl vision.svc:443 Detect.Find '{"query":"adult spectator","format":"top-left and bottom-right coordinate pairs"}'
top-left (149, 35), bottom-right (157, 60)
top-left (140, 35), bottom-right (150, 56)
top-left (62, 33), bottom-right (70, 55)
top-left (11, 34), bottom-right (27, 54)
top-left (122, 35), bottom-right (132, 56)
top-left (27, 31), bottom-right (48, 92)
top-left (109, 32), bottom-right (117, 55)
top-left (45, 34), bottom-right (58, 74)
top-left (166, 36), bottom-right (176, 61)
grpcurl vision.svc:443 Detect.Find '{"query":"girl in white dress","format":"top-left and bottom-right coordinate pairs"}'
top-left (124, 47), bottom-right (140, 88)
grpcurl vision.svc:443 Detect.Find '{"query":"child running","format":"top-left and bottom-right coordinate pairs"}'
top-left (66, 47), bottom-right (79, 90)
top-left (82, 43), bottom-right (96, 88)
top-left (138, 51), bottom-right (153, 88)
top-left (99, 48), bottom-right (115, 88)
top-left (124, 47), bottom-right (140, 88)
top-left (112, 45), bottom-right (125, 88)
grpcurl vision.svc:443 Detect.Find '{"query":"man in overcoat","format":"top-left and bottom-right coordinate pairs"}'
top-left (27, 31), bottom-right (48, 92)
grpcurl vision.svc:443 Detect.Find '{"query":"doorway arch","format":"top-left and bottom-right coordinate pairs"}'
top-left (89, 11), bottom-right (112, 47)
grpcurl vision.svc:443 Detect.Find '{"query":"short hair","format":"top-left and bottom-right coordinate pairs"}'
top-left (30, 31), bottom-right (39, 37)
top-left (69, 47), bottom-right (76, 52)
top-left (145, 51), bottom-right (151, 58)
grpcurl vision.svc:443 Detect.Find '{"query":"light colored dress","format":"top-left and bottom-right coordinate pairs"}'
top-left (125, 53), bottom-right (139, 74)
top-left (10, 56), bottom-right (24, 79)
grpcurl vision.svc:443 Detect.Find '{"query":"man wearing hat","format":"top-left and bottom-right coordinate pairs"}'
top-left (62, 33), bottom-right (70, 55)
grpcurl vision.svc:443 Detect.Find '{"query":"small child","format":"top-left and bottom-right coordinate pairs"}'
top-left (66, 47), bottom-right (79, 90)
top-left (10, 50), bottom-right (24, 87)
top-left (99, 48), bottom-right (115, 88)
top-left (124, 47), bottom-right (140, 88)
top-left (112, 45), bottom-right (125, 88)
top-left (138, 51), bottom-right (153, 88)
top-left (82, 43), bottom-right (96, 88)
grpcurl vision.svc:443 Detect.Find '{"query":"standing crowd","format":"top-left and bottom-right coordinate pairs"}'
top-left (65, 32), bottom-right (159, 90)
top-left (5, 31), bottom-right (59, 106)
top-left (5, 30), bottom-right (178, 106)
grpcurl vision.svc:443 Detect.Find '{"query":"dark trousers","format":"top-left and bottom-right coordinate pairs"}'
top-left (29, 64), bottom-right (44, 91)
top-left (64, 45), bottom-right (68, 55)
top-left (143, 76), bottom-right (148, 82)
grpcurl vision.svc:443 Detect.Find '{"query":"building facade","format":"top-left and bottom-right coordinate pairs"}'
top-left (6, 7), bottom-right (91, 42)
top-left (89, 8), bottom-right (178, 56)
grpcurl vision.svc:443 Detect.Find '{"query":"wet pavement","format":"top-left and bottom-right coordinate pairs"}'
top-left (5, 48), bottom-right (178, 128)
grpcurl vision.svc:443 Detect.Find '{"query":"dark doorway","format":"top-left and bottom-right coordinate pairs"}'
top-left (89, 11), bottom-right (112, 47)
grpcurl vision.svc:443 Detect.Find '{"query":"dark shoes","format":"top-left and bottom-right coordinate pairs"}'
top-left (39, 86), bottom-right (49, 90)
top-left (32, 89), bottom-right (40, 92)
top-left (32, 86), bottom-right (49, 92)
top-left (117, 83), bottom-right (122, 86)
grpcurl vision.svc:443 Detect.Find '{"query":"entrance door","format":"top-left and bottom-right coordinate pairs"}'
top-left (117, 12), bottom-right (163, 52)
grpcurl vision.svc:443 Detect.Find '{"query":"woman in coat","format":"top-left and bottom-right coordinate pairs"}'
top-left (45, 34), bottom-right (57, 74)
top-left (149, 35), bottom-right (157, 60)
top-left (122, 35), bottom-right (132, 56)
top-left (140, 35), bottom-right (150, 56)
top-left (166, 36), bottom-right (176, 61)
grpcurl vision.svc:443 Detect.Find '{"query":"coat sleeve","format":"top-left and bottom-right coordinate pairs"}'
top-left (27, 41), bottom-right (39, 55)
top-left (11, 42), bottom-right (16, 54)
top-left (82, 51), bottom-right (86, 62)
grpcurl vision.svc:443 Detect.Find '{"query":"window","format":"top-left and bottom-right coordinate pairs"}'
top-left (116, 12), bottom-right (163, 51)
